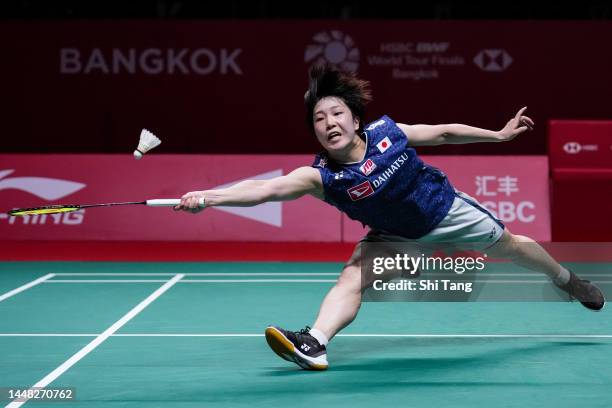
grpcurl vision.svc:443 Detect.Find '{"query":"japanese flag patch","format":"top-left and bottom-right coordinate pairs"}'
top-left (376, 136), bottom-right (392, 153)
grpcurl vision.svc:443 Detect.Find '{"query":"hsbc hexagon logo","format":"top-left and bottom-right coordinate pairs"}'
top-left (562, 142), bottom-right (599, 154)
top-left (563, 142), bottom-right (582, 154)
top-left (473, 49), bottom-right (513, 72)
top-left (305, 30), bottom-right (360, 72)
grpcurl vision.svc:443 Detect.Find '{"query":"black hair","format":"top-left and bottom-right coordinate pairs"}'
top-left (304, 64), bottom-right (373, 133)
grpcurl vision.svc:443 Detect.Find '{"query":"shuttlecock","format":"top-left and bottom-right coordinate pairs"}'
top-left (134, 129), bottom-right (161, 160)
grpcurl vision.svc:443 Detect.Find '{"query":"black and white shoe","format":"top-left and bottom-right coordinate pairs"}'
top-left (556, 271), bottom-right (606, 311)
top-left (265, 326), bottom-right (328, 370)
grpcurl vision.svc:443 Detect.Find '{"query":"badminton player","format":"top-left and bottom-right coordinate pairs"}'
top-left (175, 64), bottom-right (605, 370)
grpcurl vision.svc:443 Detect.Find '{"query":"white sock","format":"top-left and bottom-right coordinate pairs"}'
top-left (553, 266), bottom-right (571, 285)
top-left (309, 328), bottom-right (329, 346)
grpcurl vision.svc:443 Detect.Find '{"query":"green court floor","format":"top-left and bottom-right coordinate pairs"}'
top-left (1, 262), bottom-right (611, 407)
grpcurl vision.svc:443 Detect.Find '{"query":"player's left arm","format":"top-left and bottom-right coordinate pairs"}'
top-left (398, 107), bottom-right (534, 146)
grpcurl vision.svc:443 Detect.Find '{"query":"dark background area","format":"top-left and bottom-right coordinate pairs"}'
top-left (1, 1), bottom-right (611, 155)
top-left (2, 0), bottom-right (612, 19)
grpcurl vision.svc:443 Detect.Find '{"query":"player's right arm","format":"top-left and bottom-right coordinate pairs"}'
top-left (175, 166), bottom-right (324, 213)
top-left (398, 107), bottom-right (534, 146)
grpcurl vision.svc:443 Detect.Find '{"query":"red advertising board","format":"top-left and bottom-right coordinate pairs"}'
top-left (1, 154), bottom-right (549, 242)
top-left (548, 121), bottom-right (612, 240)
top-left (0, 21), bottom-right (611, 156)
top-left (549, 121), bottom-right (612, 170)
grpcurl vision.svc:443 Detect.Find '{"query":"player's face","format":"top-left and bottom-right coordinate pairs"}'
top-left (313, 97), bottom-right (360, 152)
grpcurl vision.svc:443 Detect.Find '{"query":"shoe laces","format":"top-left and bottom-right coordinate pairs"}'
top-left (297, 326), bottom-right (311, 335)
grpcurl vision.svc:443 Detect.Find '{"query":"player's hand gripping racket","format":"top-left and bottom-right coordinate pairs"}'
top-left (7, 198), bottom-right (205, 216)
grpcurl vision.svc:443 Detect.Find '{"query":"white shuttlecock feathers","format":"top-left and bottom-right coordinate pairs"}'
top-left (134, 129), bottom-right (161, 159)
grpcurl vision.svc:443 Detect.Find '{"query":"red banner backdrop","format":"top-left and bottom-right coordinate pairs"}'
top-left (0, 154), bottom-right (550, 242)
top-left (1, 21), bottom-right (611, 156)
top-left (548, 121), bottom-right (612, 240)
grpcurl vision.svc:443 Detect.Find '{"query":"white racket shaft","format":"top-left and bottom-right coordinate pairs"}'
top-left (146, 198), bottom-right (205, 208)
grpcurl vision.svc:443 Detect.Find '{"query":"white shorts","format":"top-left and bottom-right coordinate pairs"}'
top-left (362, 191), bottom-right (505, 252)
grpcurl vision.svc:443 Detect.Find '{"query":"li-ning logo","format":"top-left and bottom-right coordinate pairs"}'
top-left (473, 49), bottom-right (513, 72)
top-left (347, 181), bottom-right (374, 201)
top-left (0, 169), bottom-right (85, 200)
top-left (0, 169), bottom-right (86, 225)
top-left (304, 30), bottom-right (360, 72)
top-left (360, 159), bottom-right (377, 176)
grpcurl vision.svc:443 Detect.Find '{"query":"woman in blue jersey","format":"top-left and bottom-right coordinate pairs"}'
top-left (175, 64), bottom-right (605, 371)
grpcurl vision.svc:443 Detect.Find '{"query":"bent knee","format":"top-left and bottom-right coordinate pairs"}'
top-left (488, 230), bottom-right (536, 257)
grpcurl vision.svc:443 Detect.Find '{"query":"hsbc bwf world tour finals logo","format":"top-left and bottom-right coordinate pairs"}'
top-left (304, 30), bottom-right (360, 72)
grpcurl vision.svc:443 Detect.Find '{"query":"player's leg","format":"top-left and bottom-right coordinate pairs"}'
top-left (486, 230), bottom-right (562, 279)
top-left (265, 242), bottom-right (364, 370)
top-left (311, 243), bottom-right (364, 341)
top-left (426, 191), bottom-right (604, 311)
top-left (486, 229), bottom-right (605, 310)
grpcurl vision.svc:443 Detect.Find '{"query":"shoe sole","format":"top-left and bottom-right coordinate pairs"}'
top-left (264, 327), bottom-right (328, 371)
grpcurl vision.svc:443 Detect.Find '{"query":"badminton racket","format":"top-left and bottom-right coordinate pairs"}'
top-left (7, 198), bottom-right (205, 216)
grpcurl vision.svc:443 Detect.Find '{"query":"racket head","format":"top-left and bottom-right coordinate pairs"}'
top-left (8, 205), bottom-right (81, 216)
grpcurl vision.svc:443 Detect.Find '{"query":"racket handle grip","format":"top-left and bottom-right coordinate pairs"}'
top-left (146, 198), bottom-right (206, 207)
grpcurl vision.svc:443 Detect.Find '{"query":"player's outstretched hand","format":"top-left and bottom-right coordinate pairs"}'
top-left (498, 107), bottom-right (534, 141)
top-left (174, 191), bottom-right (206, 214)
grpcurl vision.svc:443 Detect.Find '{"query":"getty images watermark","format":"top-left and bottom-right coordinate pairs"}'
top-left (370, 252), bottom-right (487, 294)
top-left (359, 241), bottom-right (612, 302)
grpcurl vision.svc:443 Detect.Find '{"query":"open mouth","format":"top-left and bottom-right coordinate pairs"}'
top-left (327, 131), bottom-right (341, 142)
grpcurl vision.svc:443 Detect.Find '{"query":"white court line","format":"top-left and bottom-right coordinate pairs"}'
top-left (4, 274), bottom-right (184, 408)
top-left (40, 279), bottom-right (612, 284)
top-left (51, 272), bottom-right (612, 278)
top-left (54, 273), bottom-right (339, 276)
top-left (433, 273), bottom-right (612, 278)
top-left (1, 333), bottom-right (612, 339)
top-left (45, 280), bottom-right (169, 283)
top-left (0, 333), bottom-right (98, 337)
top-left (112, 334), bottom-right (612, 339)
top-left (0, 274), bottom-right (55, 303)
top-left (44, 279), bottom-right (338, 283)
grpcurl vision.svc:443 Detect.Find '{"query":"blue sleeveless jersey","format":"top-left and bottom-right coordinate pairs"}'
top-left (312, 115), bottom-right (456, 239)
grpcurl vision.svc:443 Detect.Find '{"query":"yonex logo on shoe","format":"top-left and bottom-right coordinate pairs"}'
top-left (300, 344), bottom-right (311, 351)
